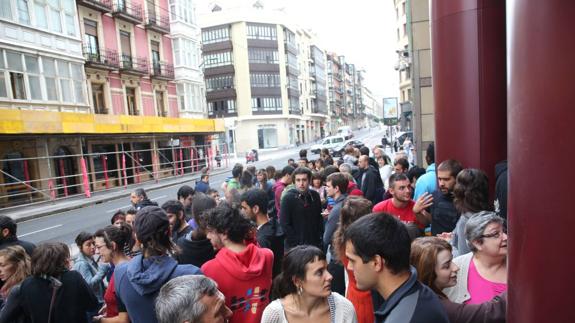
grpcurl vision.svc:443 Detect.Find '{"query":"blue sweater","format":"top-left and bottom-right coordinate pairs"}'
top-left (115, 254), bottom-right (201, 323)
top-left (414, 163), bottom-right (437, 200)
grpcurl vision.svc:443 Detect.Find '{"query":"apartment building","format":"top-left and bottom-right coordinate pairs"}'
top-left (200, 4), bottom-right (329, 154)
top-left (0, 0), bottom-right (222, 208)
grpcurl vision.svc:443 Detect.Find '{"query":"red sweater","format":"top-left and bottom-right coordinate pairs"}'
top-left (372, 199), bottom-right (424, 228)
top-left (201, 244), bottom-right (273, 323)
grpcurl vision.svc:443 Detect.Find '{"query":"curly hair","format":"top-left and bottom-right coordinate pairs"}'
top-left (31, 242), bottom-right (70, 277)
top-left (453, 168), bottom-right (492, 213)
top-left (332, 196), bottom-right (372, 261)
top-left (0, 246), bottom-right (30, 298)
top-left (204, 203), bottom-right (255, 244)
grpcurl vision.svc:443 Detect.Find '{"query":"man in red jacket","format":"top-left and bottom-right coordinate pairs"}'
top-left (202, 203), bottom-right (274, 323)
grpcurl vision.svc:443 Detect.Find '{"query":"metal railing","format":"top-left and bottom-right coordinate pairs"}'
top-left (151, 61), bottom-right (174, 79)
top-left (112, 0), bottom-right (143, 23)
top-left (120, 54), bottom-right (148, 74)
top-left (0, 142), bottom-right (230, 209)
top-left (83, 46), bottom-right (120, 68)
top-left (78, 0), bottom-right (112, 11)
top-left (146, 12), bottom-right (170, 33)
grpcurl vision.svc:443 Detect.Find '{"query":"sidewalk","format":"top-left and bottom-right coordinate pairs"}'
top-left (1, 146), bottom-right (305, 223)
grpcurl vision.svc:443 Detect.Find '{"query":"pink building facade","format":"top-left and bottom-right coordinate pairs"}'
top-left (77, 0), bottom-right (176, 117)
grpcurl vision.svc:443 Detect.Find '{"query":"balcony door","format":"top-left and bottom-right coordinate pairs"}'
top-left (151, 41), bottom-right (160, 74)
top-left (126, 87), bottom-right (137, 115)
top-left (120, 31), bottom-right (132, 68)
top-left (84, 19), bottom-right (99, 60)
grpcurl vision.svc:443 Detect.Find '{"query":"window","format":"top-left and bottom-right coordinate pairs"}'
top-left (48, 0), bottom-right (61, 33)
top-left (249, 73), bottom-right (280, 88)
top-left (246, 23), bottom-right (277, 40)
top-left (84, 19), bottom-right (99, 56)
top-left (204, 51), bottom-right (232, 68)
top-left (91, 83), bottom-right (106, 113)
top-left (402, 2), bottom-right (406, 15)
top-left (156, 91), bottom-right (166, 116)
top-left (65, 13), bottom-right (75, 36)
top-left (0, 54), bottom-right (6, 98)
top-left (25, 55), bottom-right (42, 100)
top-left (403, 23), bottom-right (407, 36)
top-left (252, 97), bottom-right (281, 112)
top-left (169, 0), bottom-right (176, 21)
top-left (0, 1), bottom-right (12, 20)
top-left (71, 63), bottom-right (84, 103)
top-left (248, 48), bottom-right (278, 64)
top-left (205, 75), bottom-right (233, 92)
top-left (17, 0), bottom-right (30, 25)
top-left (34, 1), bottom-right (48, 28)
top-left (151, 40), bottom-right (160, 73)
top-left (120, 31), bottom-right (131, 55)
top-left (284, 29), bottom-right (296, 46)
top-left (202, 26), bottom-right (230, 44)
top-left (57, 60), bottom-right (72, 102)
top-left (43, 57), bottom-right (58, 101)
top-left (173, 38), bottom-right (198, 68)
top-left (126, 87), bottom-right (137, 115)
top-left (10, 72), bottom-right (26, 99)
top-left (208, 99), bottom-right (235, 115)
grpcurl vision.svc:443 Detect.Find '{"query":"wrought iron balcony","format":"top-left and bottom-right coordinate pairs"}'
top-left (145, 12), bottom-right (170, 34)
top-left (112, 1), bottom-right (143, 24)
top-left (77, 0), bottom-right (112, 12)
top-left (83, 46), bottom-right (120, 70)
top-left (120, 54), bottom-right (148, 75)
top-left (151, 61), bottom-right (174, 80)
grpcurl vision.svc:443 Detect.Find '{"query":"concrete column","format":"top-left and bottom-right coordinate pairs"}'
top-left (507, 1), bottom-right (575, 322)
top-left (431, 0), bottom-right (507, 186)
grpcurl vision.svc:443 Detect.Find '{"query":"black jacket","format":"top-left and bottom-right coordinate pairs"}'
top-left (0, 238), bottom-right (36, 257)
top-left (280, 188), bottom-right (323, 249)
top-left (176, 232), bottom-right (216, 268)
top-left (256, 218), bottom-right (284, 278)
top-left (135, 199), bottom-right (158, 211)
top-left (360, 166), bottom-right (384, 204)
top-left (430, 191), bottom-right (459, 236)
top-left (374, 267), bottom-right (449, 323)
top-left (0, 271), bottom-right (98, 323)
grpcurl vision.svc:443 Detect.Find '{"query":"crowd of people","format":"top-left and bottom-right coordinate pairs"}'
top-left (0, 140), bottom-right (508, 323)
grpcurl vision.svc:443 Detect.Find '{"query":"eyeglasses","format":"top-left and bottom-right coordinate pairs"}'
top-left (479, 230), bottom-right (507, 239)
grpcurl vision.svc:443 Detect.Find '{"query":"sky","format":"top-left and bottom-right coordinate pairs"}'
top-left (195, 0), bottom-right (400, 102)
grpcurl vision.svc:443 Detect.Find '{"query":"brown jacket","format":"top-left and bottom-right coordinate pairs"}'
top-left (440, 292), bottom-right (507, 323)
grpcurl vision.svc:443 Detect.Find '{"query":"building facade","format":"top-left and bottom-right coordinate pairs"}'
top-left (0, 0), bottom-right (222, 208)
top-left (394, 0), bottom-right (434, 165)
top-left (171, 0), bottom-right (206, 119)
top-left (200, 4), bottom-right (329, 154)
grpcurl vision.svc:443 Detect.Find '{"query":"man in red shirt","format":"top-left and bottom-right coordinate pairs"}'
top-left (372, 173), bottom-right (433, 230)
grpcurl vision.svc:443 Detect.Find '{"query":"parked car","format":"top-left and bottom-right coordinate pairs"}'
top-left (337, 126), bottom-right (354, 140)
top-left (394, 131), bottom-right (413, 148)
top-left (310, 135), bottom-right (346, 154)
top-left (330, 139), bottom-right (365, 157)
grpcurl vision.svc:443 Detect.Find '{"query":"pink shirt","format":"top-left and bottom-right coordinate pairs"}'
top-left (465, 259), bottom-right (507, 304)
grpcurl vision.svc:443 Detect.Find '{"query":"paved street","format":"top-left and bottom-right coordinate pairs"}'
top-left (16, 127), bottom-right (388, 255)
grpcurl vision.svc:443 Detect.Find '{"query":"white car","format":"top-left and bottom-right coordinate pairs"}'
top-left (310, 135), bottom-right (346, 154)
top-left (337, 126), bottom-right (353, 140)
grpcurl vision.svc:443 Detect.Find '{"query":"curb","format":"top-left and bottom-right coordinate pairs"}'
top-left (10, 168), bottom-right (231, 223)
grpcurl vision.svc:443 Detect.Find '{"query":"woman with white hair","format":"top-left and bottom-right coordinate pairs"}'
top-left (444, 212), bottom-right (507, 305)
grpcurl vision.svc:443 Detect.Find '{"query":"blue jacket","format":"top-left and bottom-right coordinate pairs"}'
top-left (323, 194), bottom-right (347, 250)
top-left (72, 253), bottom-right (109, 303)
top-left (374, 266), bottom-right (449, 323)
top-left (414, 163), bottom-right (437, 200)
top-left (195, 180), bottom-right (210, 193)
top-left (115, 254), bottom-right (201, 323)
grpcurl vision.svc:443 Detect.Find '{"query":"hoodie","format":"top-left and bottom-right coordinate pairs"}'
top-left (280, 188), bottom-right (324, 249)
top-left (114, 254), bottom-right (202, 323)
top-left (201, 243), bottom-right (273, 323)
top-left (175, 230), bottom-right (216, 267)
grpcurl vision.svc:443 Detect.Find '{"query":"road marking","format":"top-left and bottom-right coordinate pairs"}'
top-left (19, 224), bottom-right (63, 237)
top-left (105, 195), bottom-right (168, 213)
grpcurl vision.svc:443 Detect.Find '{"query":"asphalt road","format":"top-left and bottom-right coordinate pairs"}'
top-left (17, 127), bottom-right (387, 254)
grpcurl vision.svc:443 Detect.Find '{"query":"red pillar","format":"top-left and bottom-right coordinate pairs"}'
top-left (508, 1), bottom-right (575, 322)
top-left (431, 0), bottom-right (507, 188)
